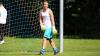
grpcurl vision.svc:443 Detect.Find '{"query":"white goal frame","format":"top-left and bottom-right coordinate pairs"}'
top-left (60, 0), bottom-right (64, 53)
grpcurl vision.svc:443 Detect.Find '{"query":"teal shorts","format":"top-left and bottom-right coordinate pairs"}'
top-left (44, 27), bottom-right (52, 40)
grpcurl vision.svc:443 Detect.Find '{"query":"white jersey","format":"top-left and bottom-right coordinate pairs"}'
top-left (40, 8), bottom-right (52, 28)
top-left (0, 5), bottom-right (7, 24)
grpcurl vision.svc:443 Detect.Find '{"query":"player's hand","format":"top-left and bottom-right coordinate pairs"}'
top-left (53, 26), bottom-right (57, 35)
top-left (40, 24), bottom-right (45, 31)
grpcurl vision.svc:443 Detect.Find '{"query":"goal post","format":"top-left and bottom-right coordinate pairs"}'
top-left (60, 0), bottom-right (64, 53)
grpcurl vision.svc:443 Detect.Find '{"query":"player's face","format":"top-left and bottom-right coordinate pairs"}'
top-left (43, 2), bottom-right (48, 10)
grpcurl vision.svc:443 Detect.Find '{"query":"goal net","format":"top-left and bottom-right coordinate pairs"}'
top-left (2, 0), bottom-right (60, 52)
top-left (3, 0), bottom-right (59, 38)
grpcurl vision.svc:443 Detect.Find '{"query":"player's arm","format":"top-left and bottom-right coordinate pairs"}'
top-left (39, 11), bottom-right (45, 31)
top-left (49, 9), bottom-right (55, 27)
top-left (49, 9), bottom-right (57, 34)
top-left (2, 9), bottom-right (7, 19)
top-left (0, 8), bottom-right (7, 24)
top-left (39, 11), bottom-right (43, 25)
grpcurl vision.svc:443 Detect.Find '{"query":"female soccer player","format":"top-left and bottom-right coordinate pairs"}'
top-left (39, 0), bottom-right (58, 55)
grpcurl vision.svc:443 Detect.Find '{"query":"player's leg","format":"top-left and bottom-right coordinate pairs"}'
top-left (40, 27), bottom-right (52, 55)
top-left (49, 39), bottom-right (56, 48)
top-left (0, 24), bottom-right (4, 44)
top-left (49, 39), bottom-right (58, 55)
top-left (40, 37), bottom-right (46, 55)
top-left (0, 24), bottom-right (3, 41)
top-left (42, 38), bottom-right (47, 49)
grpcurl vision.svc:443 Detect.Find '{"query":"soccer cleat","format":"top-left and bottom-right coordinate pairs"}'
top-left (53, 48), bottom-right (58, 55)
top-left (0, 40), bottom-right (5, 44)
top-left (40, 49), bottom-right (46, 55)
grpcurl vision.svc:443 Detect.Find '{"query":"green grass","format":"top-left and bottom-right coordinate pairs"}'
top-left (0, 37), bottom-right (100, 56)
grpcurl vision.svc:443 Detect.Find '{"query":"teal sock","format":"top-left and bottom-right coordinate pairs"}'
top-left (41, 48), bottom-right (45, 50)
top-left (53, 48), bottom-right (57, 51)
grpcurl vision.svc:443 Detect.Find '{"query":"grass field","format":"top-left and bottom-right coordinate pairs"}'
top-left (0, 37), bottom-right (100, 56)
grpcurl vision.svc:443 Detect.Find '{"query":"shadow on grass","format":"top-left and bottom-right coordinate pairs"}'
top-left (0, 51), bottom-right (54, 56)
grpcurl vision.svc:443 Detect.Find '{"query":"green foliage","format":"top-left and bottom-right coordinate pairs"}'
top-left (64, 0), bottom-right (100, 37)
